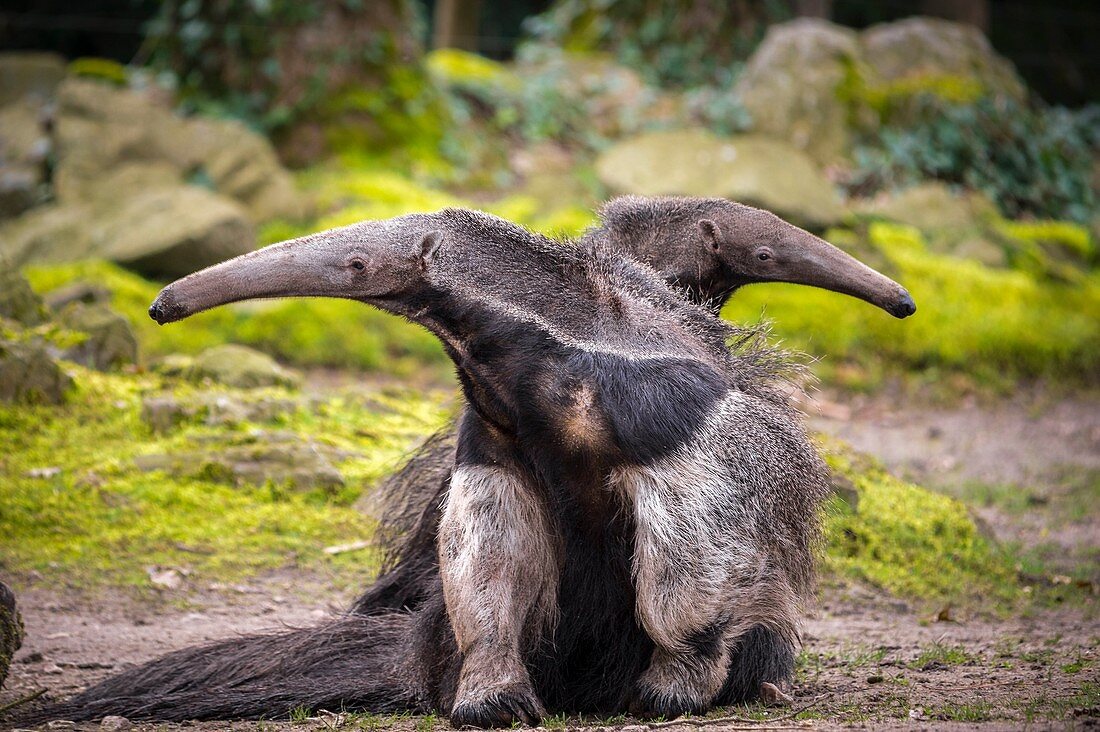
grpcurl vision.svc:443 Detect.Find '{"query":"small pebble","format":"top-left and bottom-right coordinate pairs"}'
top-left (42, 663), bottom-right (64, 674)
top-left (867, 674), bottom-right (885, 684)
top-left (100, 716), bottom-right (132, 731)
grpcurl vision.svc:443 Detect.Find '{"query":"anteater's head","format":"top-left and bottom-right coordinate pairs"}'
top-left (149, 214), bottom-right (446, 325)
top-left (600, 196), bottom-right (916, 319)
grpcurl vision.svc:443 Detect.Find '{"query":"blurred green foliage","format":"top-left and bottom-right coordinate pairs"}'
top-left (848, 97), bottom-right (1100, 224)
top-left (523, 0), bottom-right (789, 87)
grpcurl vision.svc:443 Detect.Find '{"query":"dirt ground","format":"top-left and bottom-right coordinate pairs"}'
top-left (2, 388), bottom-right (1098, 730)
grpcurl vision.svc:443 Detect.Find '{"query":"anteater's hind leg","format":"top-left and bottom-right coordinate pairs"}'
top-left (614, 444), bottom-right (800, 719)
top-left (438, 415), bottom-right (560, 728)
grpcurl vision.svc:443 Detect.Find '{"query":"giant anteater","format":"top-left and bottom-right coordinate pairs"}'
top-left (20, 204), bottom-right (914, 727)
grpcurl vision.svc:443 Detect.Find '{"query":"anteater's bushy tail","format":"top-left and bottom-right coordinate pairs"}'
top-left (15, 613), bottom-right (424, 723)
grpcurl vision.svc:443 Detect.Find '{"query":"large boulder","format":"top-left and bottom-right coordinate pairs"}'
top-left (0, 201), bottom-right (94, 266)
top-left (60, 302), bottom-right (139, 371)
top-left (0, 580), bottom-right (23, 690)
top-left (93, 185), bottom-right (255, 278)
top-left (188, 117), bottom-right (310, 224)
top-left (0, 98), bottom-right (50, 219)
top-left (733, 17), bottom-right (1027, 165)
top-left (734, 19), bottom-right (861, 167)
top-left (861, 17), bottom-right (1026, 101)
top-left (595, 130), bottom-right (844, 229)
top-left (0, 52), bottom-right (66, 105)
top-left (187, 344), bottom-right (301, 389)
top-left (0, 338), bottom-right (72, 405)
top-left (52, 78), bottom-right (308, 224)
top-left (0, 184), bottom-right (255, 278)
top-left (852, 183), bottom-right (1006, 266)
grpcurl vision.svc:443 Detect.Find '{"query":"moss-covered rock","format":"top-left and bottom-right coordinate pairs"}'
top-left (0, 338), bottom-right (72, 405)
top-left (0, 580), bottom-right (23, 690)
top-left (59, 302), bottom-right (138, 371)
top-left (595, 129), bottom-right (844, 229)
top-left (0, 366), bottom-right (449, 587)
top-left (861, 17), bottom-right (1026, 104)
top-left (0, 267), bottom-right (47, 326)
top-left (141, 392), bottom-right (301, 434)
top-left (854, 182), bottom-right (998, 232)
top-left (735, 18), bottom-right (862, 166)
top-left (734, 17), bottom-right (1027, 163)
top-left (2, 184), bottom-right (256, 279)
top-left (821, 439), bottom-right (1017, 605)
top-left (135, 430), bottom-right (348, 493)
top-left (852, 183), bottom-right (1007, 266)
top-left (187, 344), bottom-right (301, 389)
top-left (51, 77), bottom-right (308, 225)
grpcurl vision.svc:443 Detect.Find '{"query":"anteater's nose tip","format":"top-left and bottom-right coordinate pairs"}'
top-left (148, 290), bottom-right (179, 325)
top-left (891, 292), bottom-right (916, 319)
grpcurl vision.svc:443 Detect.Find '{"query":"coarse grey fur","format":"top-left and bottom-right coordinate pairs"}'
top-left (16, 202), bottom-right (907, 727)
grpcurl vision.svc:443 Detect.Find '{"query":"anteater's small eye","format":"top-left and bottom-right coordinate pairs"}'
top-left (351, 259), bottom-right (366, 271)
top-left (757, 251), bottom-right (771, 261)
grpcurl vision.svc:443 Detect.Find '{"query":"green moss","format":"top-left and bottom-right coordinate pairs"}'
top-left (68, 57), bottom-right (128, 85)
top-left (0, 366), bottom-right (451, 590)
top-left (821, 439), bottom-right (1018, 606)
top-left (861, 73), bottom-right (985, 120)
top-left (838, 60), bottom-right (985, 127)
top-left (997, 220), bottom-right (1094, 259)
top-left (24, 261), bottom-right (451, 379)
top-left (425, 49), bottom-right (521, 93)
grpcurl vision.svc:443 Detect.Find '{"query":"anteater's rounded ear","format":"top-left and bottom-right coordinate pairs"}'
top-left (418, 230), bottom-right (444, 268)
top-left (698, 219), bottom-right (722, 251)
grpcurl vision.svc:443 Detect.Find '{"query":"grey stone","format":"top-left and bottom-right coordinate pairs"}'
top-left (52, 78), bottom-right (308, 223)
top-left (187, 344), bottom-right (300, 389)
top-left (60, 302), bottom-right (138, 370)
top-left (94, 185), bottom-right (256, 279)
top-left (0, 98), bottom-right (51, 219)
top-left (852, 182), bottom-right (998, 232)
top-left (135, 431), bottom-right (349, 493)
top-left (595, 130), bottom-right (844, 229)
top-left (735, 19), bottom-right (862, 166)
top-left (141, 392), bottom-right (301, 433)
top-left (0, 338), bottom-right (72, 405)
top-left (0, 267), bottom-right (47, 326)
top-left (861, 17), bottom-right (1026, 102)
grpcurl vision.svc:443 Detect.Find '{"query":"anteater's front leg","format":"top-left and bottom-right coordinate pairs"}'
top-left (438, 420), bottom-right (559, 728)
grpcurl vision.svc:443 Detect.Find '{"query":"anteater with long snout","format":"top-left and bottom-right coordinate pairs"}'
top-left (23, 203), bottom-right (915, 727)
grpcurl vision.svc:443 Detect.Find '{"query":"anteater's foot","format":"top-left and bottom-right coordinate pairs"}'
top-left (450, 684), bottom-right (544, 729)
top-left (628, 683), bottom-right (708, 721)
